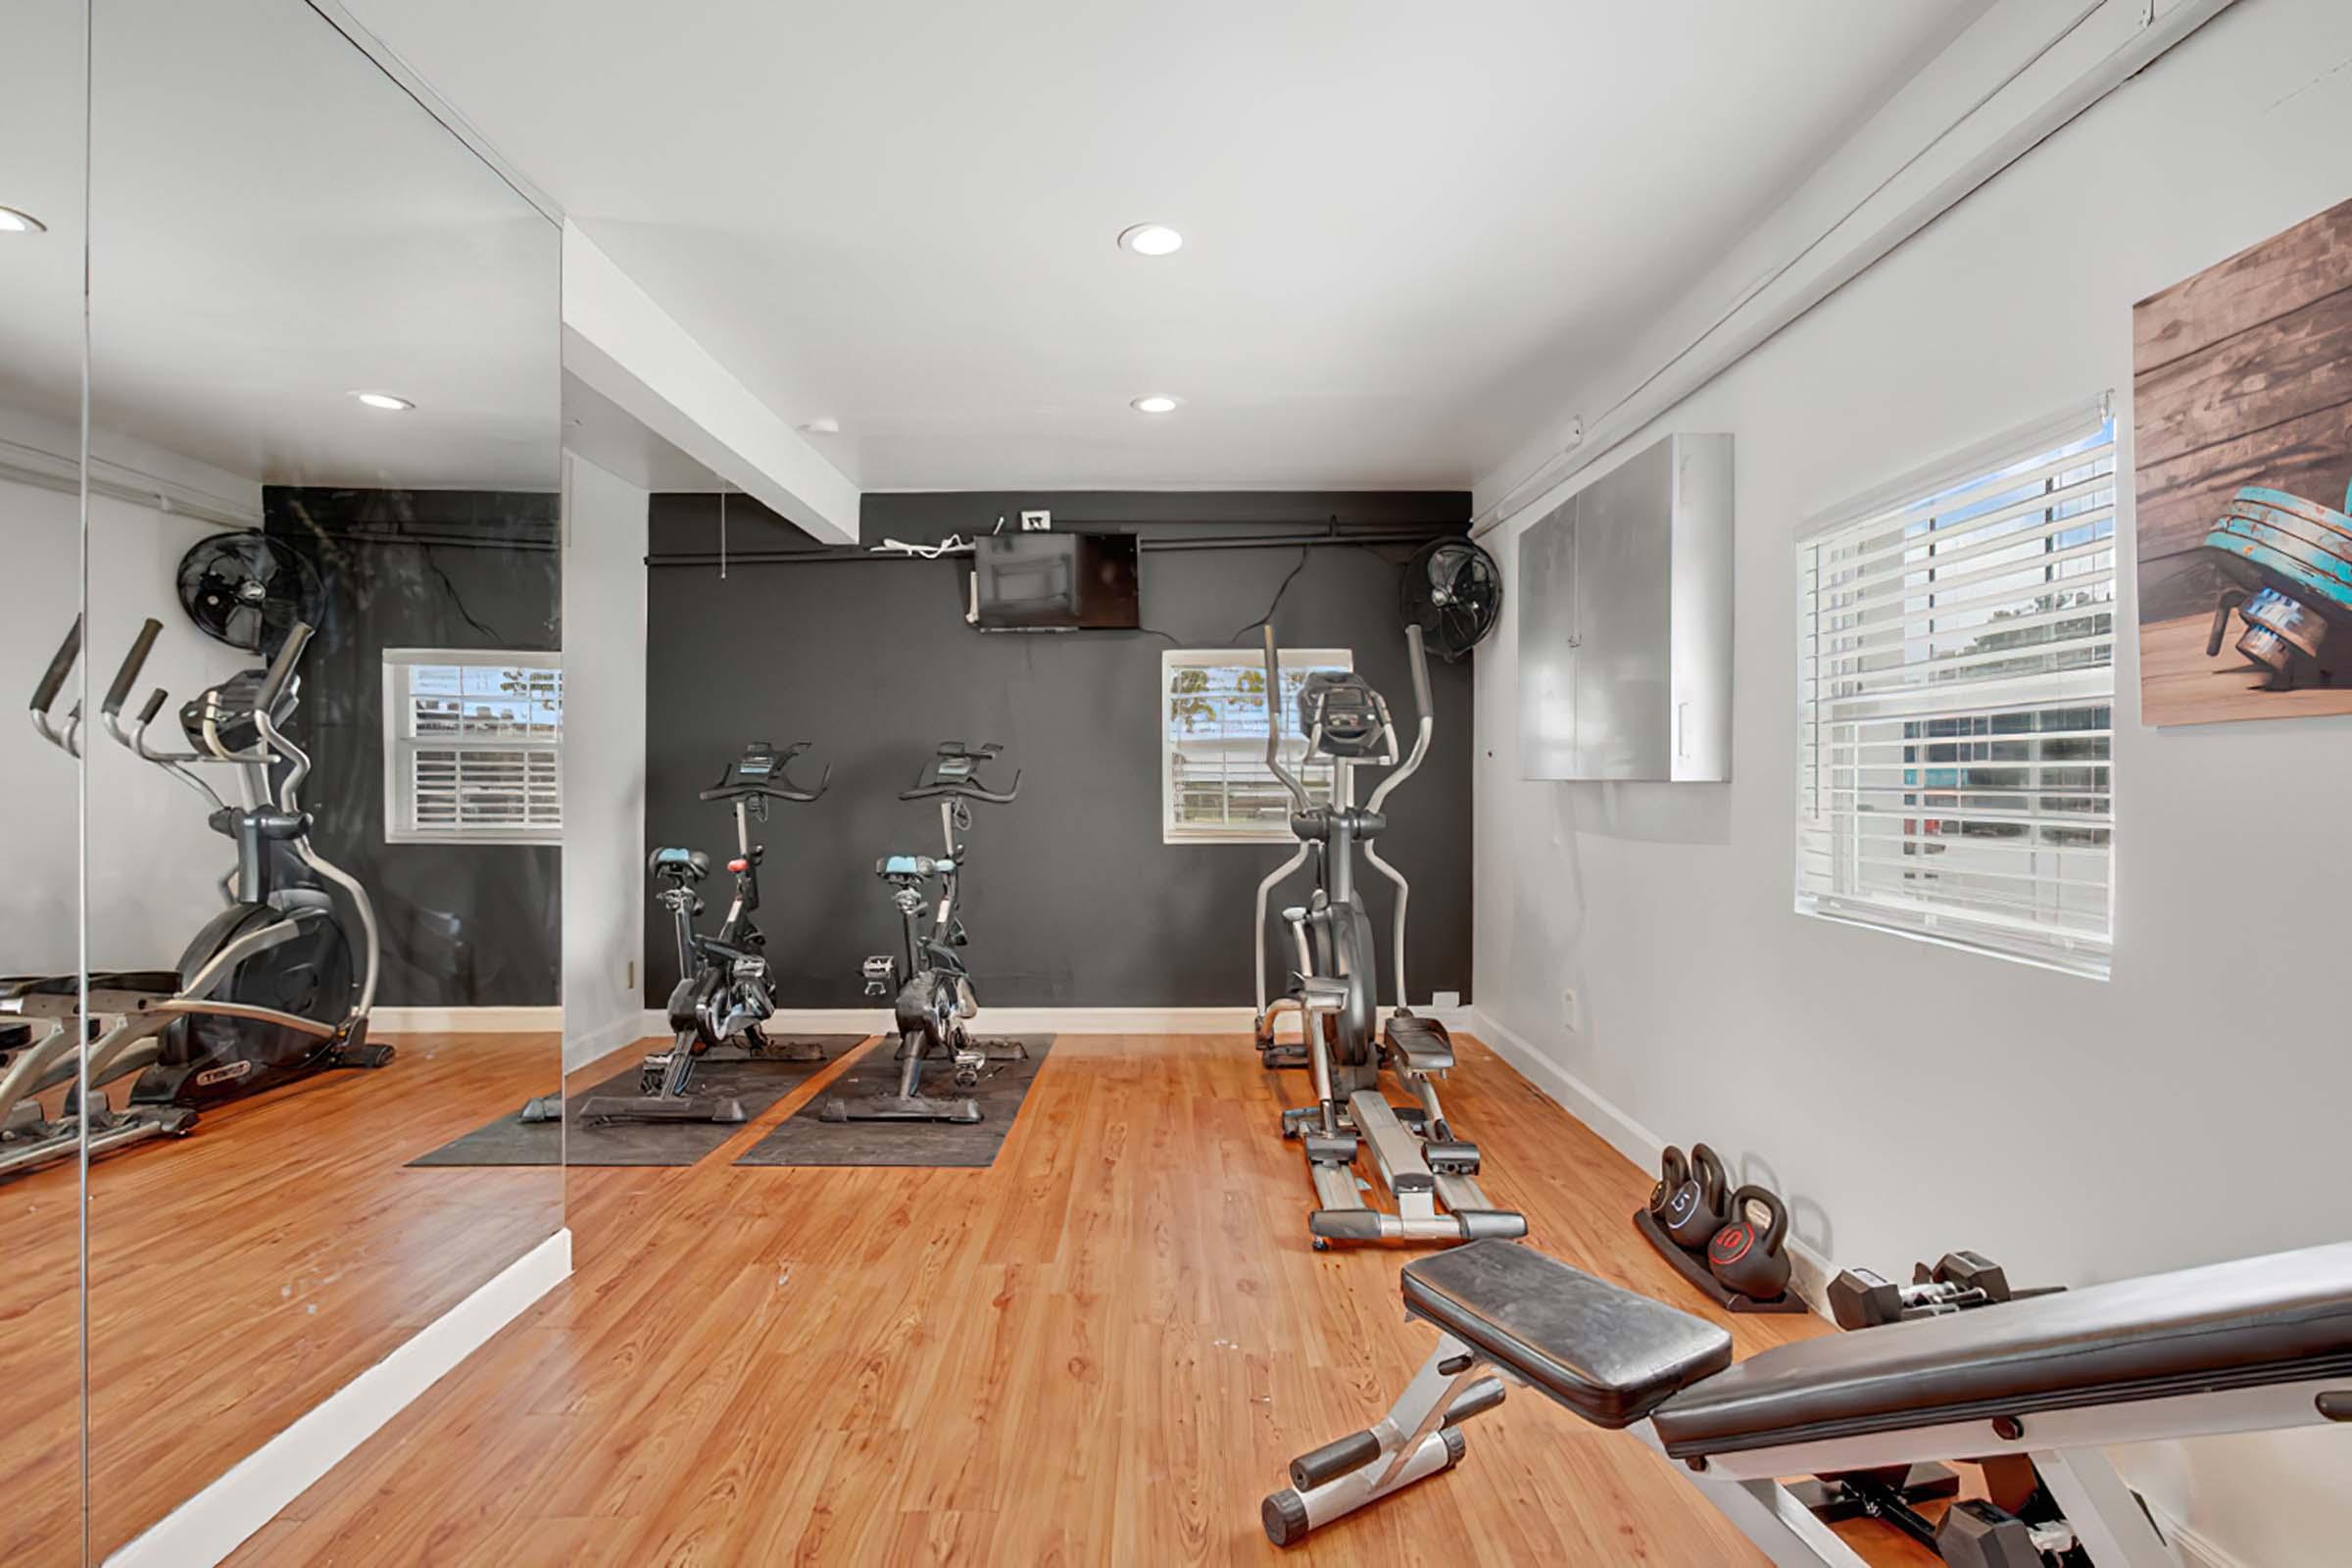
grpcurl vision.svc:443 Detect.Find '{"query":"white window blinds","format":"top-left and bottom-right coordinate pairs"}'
top-left (1162, 648), bottom-right (1350, 843)
top-left (1795, 402), bottom-right (2117, 977)
top-left (383, 650), bottom-right (563, 844)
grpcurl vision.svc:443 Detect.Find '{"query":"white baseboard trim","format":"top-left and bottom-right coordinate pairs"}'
top-left (2143, 1505), bottom-right (2249, 1568)
top-left (374, 1004), bottom-right (562, 1034)
top-left (107, 1227), bottom-right (572, 1568)
top-left (1469, 1007), bottom-right (1836, 1313)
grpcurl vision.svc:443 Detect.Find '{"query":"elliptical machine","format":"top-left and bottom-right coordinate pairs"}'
top-left (1, 615), bottom-right (387, 1179)
top-left (536, 740), bottom-right (830, 1126)
top-left (821, 741), bottom-right (1022, 1125)
top-left (1257, 622), bottom-right (1522, 1250)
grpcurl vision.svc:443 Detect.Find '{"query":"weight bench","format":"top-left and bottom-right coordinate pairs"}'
top-left (1265, 1239), bottom-right (2352, 1564)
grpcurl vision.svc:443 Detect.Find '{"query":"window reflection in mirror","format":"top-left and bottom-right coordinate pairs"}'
top-left (81, 0), bottom-right (562, 1554)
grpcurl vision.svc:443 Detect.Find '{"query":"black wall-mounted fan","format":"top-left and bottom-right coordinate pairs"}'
top-left (175, 531), bottom-right (323, 654)
top-left (1399, 537), bottom-right (1501, 662)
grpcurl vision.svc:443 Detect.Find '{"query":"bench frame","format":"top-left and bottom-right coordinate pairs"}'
top-left (1271, 1324), bottom-right (2348, 1562)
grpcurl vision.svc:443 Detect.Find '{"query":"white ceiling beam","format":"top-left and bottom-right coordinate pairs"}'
top-left (1471, 0), bottom-right (2241, 537)
top-left (561, 221), bottom-right (859, 546)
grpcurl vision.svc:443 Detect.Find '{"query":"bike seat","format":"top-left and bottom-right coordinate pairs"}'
top-left (650, 847), bottom-right (711, 882)
top-left (879, 854), bottom-right (952, 879)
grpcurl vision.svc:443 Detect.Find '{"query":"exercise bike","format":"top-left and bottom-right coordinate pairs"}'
top-left (820, 741), bottom-right (1022, 1125)
top-left (1, 616), bottom-right (387, 1179)
top-left (1257, 621), bottom-right (1523, 1249)
top-left (528, 740), bottom-right (830, 1125)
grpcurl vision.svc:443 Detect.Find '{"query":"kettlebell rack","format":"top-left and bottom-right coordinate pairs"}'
top-left (1634, 1140), bottom-right (1809, 1315)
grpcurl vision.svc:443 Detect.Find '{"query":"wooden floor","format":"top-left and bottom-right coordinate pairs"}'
top-left (155, 1029), bottom-right (1946, 1568)
top-left (0, 1029), bottom-right (563, 1565)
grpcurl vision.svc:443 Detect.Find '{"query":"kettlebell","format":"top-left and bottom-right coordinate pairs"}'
top-left (1659, 1143), bottom-right (1729, 1250)
top-left (1707, 1186), bottom-right (1792, 1300)
top-left (1647, 1147), bottom-right (1689, 1219)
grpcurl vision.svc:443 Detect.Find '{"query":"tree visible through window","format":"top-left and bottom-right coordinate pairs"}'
top-left (1795, 404), bottom-right (2117, 976)
top-left (382, 649), bottom-right (563, 843)
top-left (1162, 648), bottom-right (1350, 843)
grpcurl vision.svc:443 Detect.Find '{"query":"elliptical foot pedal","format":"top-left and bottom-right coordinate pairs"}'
top-left (1302, 1131), bottom-right (1358, 1166)
top-left (517, 1093), bottom-right (564, 1124)
top-left (1424, 1139), bottom-right (1481, 1176)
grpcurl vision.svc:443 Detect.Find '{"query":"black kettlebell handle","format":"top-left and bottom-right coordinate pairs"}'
top-left (1729, 1185), bottom-right (1788, 1250)
top-left (1650, 1146), bottom-right (1689, 1215)
top-left (1689, 1144), bottom-right (1728, 1207)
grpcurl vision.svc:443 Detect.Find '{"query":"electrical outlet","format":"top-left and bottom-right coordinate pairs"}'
top-left (1020, 510), bottom-right (1052, 531)
top-left (625, 960), bottom-right (635, 989)
top-left (1433, 990), bottom-right (1461, 1009)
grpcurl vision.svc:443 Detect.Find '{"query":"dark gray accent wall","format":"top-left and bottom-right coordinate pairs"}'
top-left (643, 490), bottom-right (1475, 1011)
top-left (266, 488), bottom-right (561, 1006)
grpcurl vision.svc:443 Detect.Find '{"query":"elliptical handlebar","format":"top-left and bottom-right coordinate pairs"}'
top-left (103, 618), bottom-right (163, 718)
top-left (1366, 623), bottom-right (1434, 813)
top-left (253, 622), bottom-right (314, 717)
top-left (31, 615), bottom-right (82, 731)
top-left (1261, 625), bottom-right (1311, 811)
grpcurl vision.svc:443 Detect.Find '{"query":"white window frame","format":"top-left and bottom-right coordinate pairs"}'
top-left (1162, 646), bottom-right (1352, 845)
top-left (382, 648), bottom-right (564, 845)
top-left (1793, 397), bottom-right (2117, 979)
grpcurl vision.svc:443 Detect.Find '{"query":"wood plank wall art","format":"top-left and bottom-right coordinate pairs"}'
top-left (2132, 196), bottom-right (2352, 726)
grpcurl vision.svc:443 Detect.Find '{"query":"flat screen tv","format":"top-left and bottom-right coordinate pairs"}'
top-left (972, 531), bottom-right (1141, 631)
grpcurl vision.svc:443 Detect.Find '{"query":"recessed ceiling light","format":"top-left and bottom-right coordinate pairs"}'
top-left (1131, 394), bottom-right (1180, 415)
top-left (1117, 222), bottom-right (1183, 257)
top-left (351, 391), bottom-right (415, 412)
top-left (0, 206), bottom-right (47, 235)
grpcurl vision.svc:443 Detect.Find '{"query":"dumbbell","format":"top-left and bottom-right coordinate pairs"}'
top-left (1706, 1186), bottom-right (1791, 1300)
top-left (1659, 1144), bottom-right (1729, 1250)
top-left (1827, 1250), bottom-right (2017, 1330)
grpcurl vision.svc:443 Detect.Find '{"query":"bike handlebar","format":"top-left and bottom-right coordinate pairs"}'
top-left (103, 618), bottom-right (164, 718)
top-left (137, 688), bottom-right (170, 726)
top-left (901, 767), bottom-right (1020, 805)
top-left (31, 615), bottom-right (80, 717)
top-left (699, 743), bottom-right (830, 804)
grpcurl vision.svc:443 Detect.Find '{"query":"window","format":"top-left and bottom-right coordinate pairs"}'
top-left (382, 650), bottom-right (563, 844)
top-left (1795, 401), bottom-right (2116, 977)
top-left (1162, 647), bottom-right (1351, 843)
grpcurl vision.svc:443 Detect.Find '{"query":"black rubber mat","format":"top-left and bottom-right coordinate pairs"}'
top-left (734, 1034), bottom-right (1054, 1169)
top-left (408, 1036), bottom-right (867, 1168)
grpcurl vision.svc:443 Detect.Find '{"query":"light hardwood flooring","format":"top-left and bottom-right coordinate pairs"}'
top-left (177, 1030), bottom-right (1943, 1566)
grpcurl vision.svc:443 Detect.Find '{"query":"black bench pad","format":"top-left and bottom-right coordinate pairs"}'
top-left (1653, 1240), bottom-right (2352, 1458)
top-left (1402, 1241), bottom-right (1732, 1429)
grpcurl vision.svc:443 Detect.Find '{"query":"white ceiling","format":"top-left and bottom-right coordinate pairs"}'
top-left (1, 0), bottom-right (560, 493)
top-left (346, 0), bottom-right (1988, 493)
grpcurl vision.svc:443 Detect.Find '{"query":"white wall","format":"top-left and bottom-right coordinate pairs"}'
top-left (1470, 0), bottom-right (2352, 1560)
top-left (2, 464), bottom-right (258, 978)
top-left (559, 452), bottom-right (650, 1068)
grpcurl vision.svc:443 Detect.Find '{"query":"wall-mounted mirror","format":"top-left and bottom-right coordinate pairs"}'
top-left (80, 0), bottom-right (563, 1554)
top-left (0, 1), bottom-right (89, 1562)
